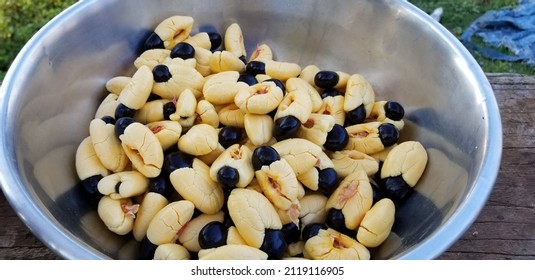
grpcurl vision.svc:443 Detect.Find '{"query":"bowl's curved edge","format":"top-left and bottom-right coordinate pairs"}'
top-left (395, 0), bottom-right (503, 260)
top-left (0, 0), bottom-right (110, 260)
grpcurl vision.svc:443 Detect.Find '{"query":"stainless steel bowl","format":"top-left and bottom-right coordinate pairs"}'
top-left (0, 0), bottom-right (502, 259)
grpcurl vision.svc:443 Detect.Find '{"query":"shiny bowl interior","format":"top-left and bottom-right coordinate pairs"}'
top-left (0, 0), bottom-right (502, 259)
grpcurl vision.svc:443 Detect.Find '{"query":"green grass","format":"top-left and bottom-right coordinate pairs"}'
top-left (0, 0), bottom-right (77, 81)
top-left (410, 0), bottom-right (535, 75)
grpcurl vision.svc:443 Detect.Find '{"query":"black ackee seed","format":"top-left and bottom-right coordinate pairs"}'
top-left (381, 175), bottom-right (412, 202)
top-left (148, 175), bottom-right (173, 197)
top-left (238, 55), bottom-right (247, 64)
top-left (114, 182), bottom-right (121, 194)
top-left (199, 221), bottom-right (228, 249)
top-left (378, 123), bottom-right (399, 147)
top-left (152, 64), bottom-right (172, 83)
top-left (252, 146), bottom-right (280, 171)
top-left (163, 151), bottom-right (193, 173)
top-left (260, 229), bottom-right (287, 260)
top-left (317, 168), bottom-right (339, 196)
top-left (207, 32), bottom-right (222, 51)
top-left (324, 124), bottom-right (349, 151)
top-left (301, 223), bottom-right (327, 241)
top-left (320, 88), bottom-right (342, 99)
top-left (81, 175), bottom-right (103, 196)
top-left (163, 102), bottom-right (176, 120)
top-left (101, 115), bottom-right (115, 125)
top-left (238, 73), bottom-right (258, 86)
top-left (265, 78), bottom-right (286, 93)
top-left (314, 70), bottom-right (339, 89)
top-left (326, 208), bottom-right (346, 232)
top-left (245, 61), bottom-right (266, 76)
top-left (281, 223), bottom-right (301, 244)
top-left (218, 126), bottom-right (242, 148)
top-left (114, 103), bottom-right (136, 119)
top-left (274, 115), bottom-right (301, 141)
top-left (143, 32), bottom-right (164, 51)
top-left (139, 236), bottom-right (158, 260)
top-left (170, 42), bottom-right (195, 60)
top-left (346, 104), bottom-right (367, 125)
top-left (384, 101), bottom-right (405, 121)
top-left (217, 166), bottom-right (240, 188)
top-left (114, 117), bottom-right (136, 137)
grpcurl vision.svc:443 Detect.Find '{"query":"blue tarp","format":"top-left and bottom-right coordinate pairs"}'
top-left (461, 0), bottom-right (535, 66)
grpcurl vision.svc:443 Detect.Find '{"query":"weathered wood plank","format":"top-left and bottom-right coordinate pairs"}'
top-left (0, 192), bottom-right (59, 260)
top-left (438, 74), bottom-right (535, 260)
top-left (489, 74), bottom-right (535, 149)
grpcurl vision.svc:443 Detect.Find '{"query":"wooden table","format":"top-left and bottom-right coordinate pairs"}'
top-left (1, 73), bottom-right (534, 260)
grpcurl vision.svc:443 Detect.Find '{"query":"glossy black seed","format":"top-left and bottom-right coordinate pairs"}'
top-left (148, 175), bottom-right (173, 197)
top-left (324, 124), bottom-right (349, 151)
top-left (384, 101), bottom-right (405, 121)
top-left (265, 78), bottom-right (286, 93)
top-left (346, 104), bottom-right (367, 125)
top-left (301, 223), bottom-right (327, 241)
top-left (326, 208), bottom-right (346, 232)
top-left (238, 73), bottom-right (258, 86)
top-left (152, 64), bottom-right (172, 83)
top-left (318, 168), bottom-right (339, 196)
top-left (82, 175), bottom-right (103, 196)
top-left (320, 88), bottom-right (342, 99)
top-left (170, 42), bottom-right (195, 59)
top-left (246, 61), bottom-right (266, 75)
top-left (314, 71), bottom-right (339, 89)
top-left (114, 103), bottom-right (136, 119)
top-left (139, 236), bottom-right (158, 260)
top-left (114, 117), bottom-right (136, 137)
top-left (381, 175), bottom-right (412, 202)
top-left (252, 146), bottom-right (280, 171)
top-left (281, 223), bottom-right (301, 244)
top-left (260, 229), bottom-right (287, 260)
top-left (208, 32), bottom-right (222, 51)
top-left (378, 123), bottom-right (399, 147)
top-left (274, 115), bottom-right (301, 141)
top-left (114, 182), bottom-right (121, 194)
top-left (143, 32), bottom-right (164, 51)
top-left (163, 151), bottom-right (193, 173)
top-left (218, 126), bottom-right (242, 148)
top-left (101, 115), bottom-right (115, 125)
top-left (163, 102), bottom-right (176, 120)
top-left (217, 166), bottom-right (240, 188)
top-left (199, 221), bottom-right (228, 249)
top-left (238, 55), bottom-right (247, 64)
